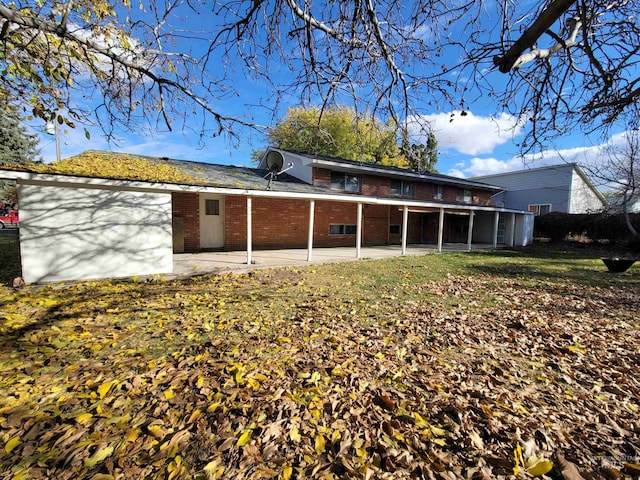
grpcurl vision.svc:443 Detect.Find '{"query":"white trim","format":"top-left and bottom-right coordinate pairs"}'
top-left (467, 211), bottom-right (475, 252)
top-left (437, 208), bottom-right (445, 253)
top-left (493, 212), bottom-right (500, 248)
top-left (307, 200), bottom-right (315, 261)
top-left (356, 202), bottom-right (363, 259)
top-left (401, 205), bottom-right (409, 255)
top-left (246, 197), bottom-right (252, 265)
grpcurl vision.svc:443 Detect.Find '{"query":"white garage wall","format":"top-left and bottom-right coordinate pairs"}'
top-left (18, 183), bottom-right (173, 283)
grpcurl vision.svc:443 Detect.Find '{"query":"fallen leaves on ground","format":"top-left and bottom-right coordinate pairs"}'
top-left (0, 255), bottom-right (638, 479)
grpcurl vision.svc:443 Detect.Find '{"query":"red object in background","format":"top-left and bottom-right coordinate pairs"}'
top-left (0, 210), bottom-right (19, 228)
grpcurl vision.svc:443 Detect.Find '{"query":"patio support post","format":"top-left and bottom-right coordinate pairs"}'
top-left (437, 208), bottom-right (445, 253)
top-left (510, 213), bottom-right (516, 247)
top-left (467, 211), bottom-right (475, 252)
top-left (493, 212), bottom-right (500, 248)
top-left (246, 196), bottom-right (252, 265)
top-left (356, 202), bottom-right (363, 259)
top-left (307, 200), bottom-right (315, 262)
top-left (401, 205), bottom-right (409, 255)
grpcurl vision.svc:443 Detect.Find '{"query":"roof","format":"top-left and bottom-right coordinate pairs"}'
top-left (0, 150), bottom-right (332, 195)
top-left (471, 163), bottom-right (608, 205)
top-left (264, 148), bottom-right (503, 191)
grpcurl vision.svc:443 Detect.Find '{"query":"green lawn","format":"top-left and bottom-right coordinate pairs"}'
top-left (0, 247), bottom-right (638, 479)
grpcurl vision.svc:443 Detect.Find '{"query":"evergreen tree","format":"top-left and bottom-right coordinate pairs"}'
top-left (0, 90), bottom-right (41, 166)
top-left (401, 130), bottom-right (438, 173)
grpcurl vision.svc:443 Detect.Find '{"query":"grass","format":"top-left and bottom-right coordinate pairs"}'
top-left (0, 246), bottom-right (638, 479)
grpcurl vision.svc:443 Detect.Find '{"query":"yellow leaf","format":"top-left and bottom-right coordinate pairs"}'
top-left (84, 445), bottom-right (114, 467)
top-left (331, 430), bottom-right (341, 443)
top-left (207, 403), bottom-right (220, 413)
top-left (290, 425), bottom-right (301, 443)
top-left (314, 434), bottom-right (326, 455)
top-left (98, 380), bottom-right (116, 399)
top-left (433, 438), bottom-right (447, 447)
top-left (237, 429), bottom-right (252, 447)
top-left (279, 465), bottom-right (293, 480)
top-left (91, 475), bottom-right (115, 480)
top-left (430, 426), bottom-right (448, 436)
top-left (164, 390), bottom-right (175, 400)
top-left (125, 429), bottom-right (140, 442)
top-left (76, 413), bottom-right (94, 424)
top-left (567, 345), bottom-right (586, 354)
top-left (526, 458), bottom-right (554, 477)
top-left (5, 436), bottom-right (21, 454)
top-left (203, 459), bottom-right (225, 479)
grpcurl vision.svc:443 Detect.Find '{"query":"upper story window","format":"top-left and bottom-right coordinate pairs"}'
top-left (330, 171), bottom-right (360, 192)
top-left (529, 204), bottom-right (551, 215)
top-left (457, 189), bottom-right (472, 203)
top-left (434, 185), bottom-right (443, 200)
top-left (390, 180), bottom-right (414, 197)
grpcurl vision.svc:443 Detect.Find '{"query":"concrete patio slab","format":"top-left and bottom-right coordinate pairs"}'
top-left (172, 243), bottom-right (497, 278)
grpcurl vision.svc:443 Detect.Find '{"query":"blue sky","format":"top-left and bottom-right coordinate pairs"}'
top-left (28, 2), bottom-right (626, 180)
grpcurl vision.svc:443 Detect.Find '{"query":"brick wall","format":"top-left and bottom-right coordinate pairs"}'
top-left (172, 192), bottom-right (200, 252)
top-left (360, 175), bottom-right (390, 197)
top-left (313, 168), bottom-right (331, 187)
top-left (225, 196), bottom-right (396, 249)
top-left (363, 204), bottom-right (389, 245)
top-left (312, 166), bottom-right (494, 206)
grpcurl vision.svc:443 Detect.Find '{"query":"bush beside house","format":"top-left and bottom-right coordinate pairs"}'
top-left (534, 212), bottom-right (640, 251)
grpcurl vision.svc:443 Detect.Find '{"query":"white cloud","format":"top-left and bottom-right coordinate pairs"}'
top-left (407, 111), bottom-right (525, 155)
top-left (448, 132), bottom-right (629, 179)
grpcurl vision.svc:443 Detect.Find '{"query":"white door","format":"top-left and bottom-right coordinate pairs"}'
top-left (200, 195), bottom-right (225, 249)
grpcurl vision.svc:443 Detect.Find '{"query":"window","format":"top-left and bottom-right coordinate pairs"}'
top-left (456, 189), bottom-right (472, 203)
top-left (329, 224), bottom-right (357, 235)
top-left (434, 185), bottom-right (443, 200)
top-left (330, 172), bottom-right (360, 192)
top-left (389, 224), bottom-right (401, 235)
top-left (390, 180), bottom-right (414, 197)
top-left (205, 199), bottom-right (220, 215)
top-left (529, 204), bottom-right (551, 216)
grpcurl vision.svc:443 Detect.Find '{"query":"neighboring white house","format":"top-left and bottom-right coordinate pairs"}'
top-left (472, 163), bottom-right (608, 215)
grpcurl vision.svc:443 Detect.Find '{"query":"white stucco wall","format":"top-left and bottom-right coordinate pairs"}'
top-left (18, 183), bottom-right (173, 283)
top-left (569, 170), bottom-right (607, 213)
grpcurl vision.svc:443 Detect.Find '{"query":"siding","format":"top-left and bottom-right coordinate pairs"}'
top-left (474, 166), bottom-right (576, 213)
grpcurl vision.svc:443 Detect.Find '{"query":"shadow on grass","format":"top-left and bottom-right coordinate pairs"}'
top-left (464, 243), bottom-right (639, 288)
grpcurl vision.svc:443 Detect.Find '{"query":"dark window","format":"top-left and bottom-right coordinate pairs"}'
top-left (344, 224), bottom-right (357, 235)
top-left (456, 189), bottom-right (472, 203)
top-left (389, 224), bottom-right (401, 235)
top-left (329, 224), bottom-right (357, 235)
top-left (391, 180), bottom-right (414, 197)
top-left (434, 185), bottom-right (443, 200)
top-left (205, 199), bottom-right (220, 215)
top-left (331, 172), bottom-right (360, 192)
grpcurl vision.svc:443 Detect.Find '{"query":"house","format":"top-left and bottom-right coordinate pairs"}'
top-left (0, 149), bottom-right (534, 283)
top-left (471, 163), bottom-right (608, 215)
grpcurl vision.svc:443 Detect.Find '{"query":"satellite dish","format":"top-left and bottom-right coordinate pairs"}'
top-left (266, 150), bottom-right (284, 173)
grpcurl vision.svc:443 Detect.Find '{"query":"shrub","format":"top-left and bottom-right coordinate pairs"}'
top-left (534, 212), bottom-right (640, 243)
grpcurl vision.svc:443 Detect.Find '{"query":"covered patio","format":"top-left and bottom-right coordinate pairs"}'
top-left (172, 242), bottom-right (499, 278)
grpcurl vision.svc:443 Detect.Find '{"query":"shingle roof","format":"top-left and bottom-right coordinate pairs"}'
top-left (271, 148), bottom-right (503, 191)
